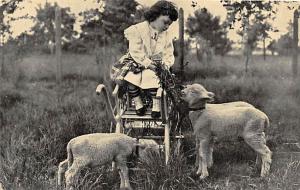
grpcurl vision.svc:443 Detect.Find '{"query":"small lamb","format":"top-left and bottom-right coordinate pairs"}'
top-left (181, 83), bottom-right (272, 179)
top-left (57, 133), bottom-right (140, 190)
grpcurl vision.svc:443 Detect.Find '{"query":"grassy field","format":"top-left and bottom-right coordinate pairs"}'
top-left (0, 51), bottom-right (299, 189)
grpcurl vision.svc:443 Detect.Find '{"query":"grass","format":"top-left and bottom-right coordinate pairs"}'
top-left (0, 51), bottom-right (300, 189)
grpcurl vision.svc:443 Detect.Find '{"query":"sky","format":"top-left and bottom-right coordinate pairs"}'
top-left (5, 0), bottom-right (299, 46)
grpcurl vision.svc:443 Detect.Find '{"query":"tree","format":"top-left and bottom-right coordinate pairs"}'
top-left (79, 0), bottom-right (138, 51)
top-left (252, 11), bottom-right (274, 60)
top-left (236, 18), bottom-right (272, 56)
top-left (101, 0), bottom-right (138, 46)
top-left (30, 2), bottom-right (76, 51)
top-left (186, 8), bottom-right (232, 62)
top-left (276, 33), bottom-right (293, 56)
top-left (221, 0), bottom-right (277, 72)
top-left (79, 7), bottom-right (104, 49)
top-left (0, 0), bottom-right (24, 78)
top-left (267, 40), bottom-right (277, 55)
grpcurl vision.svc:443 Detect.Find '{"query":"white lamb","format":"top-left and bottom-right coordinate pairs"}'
top-left (57, 133), bottom-right (140, 190)
top-left (181, 83), bottom-right (272, 179)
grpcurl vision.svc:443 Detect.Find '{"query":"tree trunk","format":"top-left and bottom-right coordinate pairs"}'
top-left (55, 7), bottom-right (62, 84)
top-left (0, 34), bottom-right (4, 78)
top-left (55, 7), bottom-right (62, 105)
top-left (178, 8), bottom-right (184, 81)
top-left (263, 37), bottom-right (266, 60)
top-left (243, 17), bottom-right (250, 74)
top-left (196, 44), bottom-right (202, 63)
top-left (245, 48), bottom-right (249, 74)
top-left (292, 10), bottom-right (298, 78)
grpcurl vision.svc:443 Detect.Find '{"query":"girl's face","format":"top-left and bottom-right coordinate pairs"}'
top-left (152, 15), bottom-right (173, 32)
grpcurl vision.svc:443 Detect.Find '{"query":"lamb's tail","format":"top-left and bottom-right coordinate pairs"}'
top-left (263, 115), bottom-right (273, 143)
top-left (264, 115), bottom-right (270, 130)
top-left (264, 116), bottom-right (270, 129)
top-left (67, 142), bottom-right (74, 168)
top-left (57, 143), bottom-right (73, 187)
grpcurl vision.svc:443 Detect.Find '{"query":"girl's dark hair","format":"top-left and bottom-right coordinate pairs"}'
top-left (144, 1), bottom-right (178, 22)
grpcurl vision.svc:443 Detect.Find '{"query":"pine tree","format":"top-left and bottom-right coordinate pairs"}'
top-left (30, 2), bottom-right (76, 49)
top-left (186, 8), bottom-right (232, 60)
top-left (101, 0), bottom-right (138, 45)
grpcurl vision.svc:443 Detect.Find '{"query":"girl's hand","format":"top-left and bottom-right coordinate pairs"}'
top-left (147, 64), bottom-right (157, 71)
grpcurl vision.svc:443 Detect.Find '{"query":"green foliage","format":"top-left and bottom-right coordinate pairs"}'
top-left (186, 8), bottom-right (232, 56)
top-left (0, 0), bottom-right (24, 36)
top-left (265, 20), bottom-right (295, 56)
top-left (237, 13), bottom-right (273, 51)
top-left (131, 147), bottom-right (198, 189)
top-left (221, 1), bottom-right (276, 28)
top-left (102, 0), bottom-right (138, 44)
top-left (79, 0), bottom-right (138, 50)
top-left (0, 81), bottom-right (111, 188)
top-left (30, 2), bottom-right (76, 48)
top-left (276, 33), bottom-right (293, 56)
top-left (267, 40), bottom-right (276, 55)
top-left (79, 7), bottom-right (104, 49)
top-left (221, 1), bottom-right (277, 52)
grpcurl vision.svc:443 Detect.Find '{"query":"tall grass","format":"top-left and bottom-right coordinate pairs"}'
top-left (0, 79), bottom-right (111, 189)
top-left (0, 51), bottom-right (299, 189)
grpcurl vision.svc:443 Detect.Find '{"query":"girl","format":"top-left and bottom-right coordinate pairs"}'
top-left (123, 0), bottom-right (178, 118)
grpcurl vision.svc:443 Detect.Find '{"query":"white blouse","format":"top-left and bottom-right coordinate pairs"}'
top-left (124, 21), bottom-right (175, 69)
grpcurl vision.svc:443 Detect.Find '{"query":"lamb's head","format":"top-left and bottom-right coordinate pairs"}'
top-left (131, 139), bottom-right (160, 157)
top-left (181, 83), bottom-right (214, 109)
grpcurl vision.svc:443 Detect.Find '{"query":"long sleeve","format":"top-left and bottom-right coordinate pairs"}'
top-left (162, 32), bottom-right (175, 69)
top-left (124, 25), bottom-right (152, 68)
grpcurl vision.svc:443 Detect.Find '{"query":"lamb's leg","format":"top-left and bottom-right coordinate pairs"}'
top-left (207, 143), bottom-right (214, 168)
top-left (112, 161), bottom-right (117, 171)
top-left (197, 139), bottom-right (210, 179)
top-left (116, 155), bottom-right (132, 190)
top-left (256, 153), bottom-right (262, 166)
top-left (65, 160), bottom-right (85, 190)
top-left (57, 159), bottom-right (68, 187)
top-left (118, 169), bottom-right (125, 189)
top-left (116, 161), bottom-right (125, 189)
top-left (244, 132), bottom-right (272, 177)
top-left (195, 139), bottom-right (200, 172)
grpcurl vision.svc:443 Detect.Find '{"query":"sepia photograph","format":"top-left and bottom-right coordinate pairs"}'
top-left (0, 0), bottom-right (299, 189)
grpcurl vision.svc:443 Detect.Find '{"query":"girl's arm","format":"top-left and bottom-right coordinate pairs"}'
top-left (124, 26), bottom-right (153, 68)
top-left (162, 32), bottom-right (175, 69)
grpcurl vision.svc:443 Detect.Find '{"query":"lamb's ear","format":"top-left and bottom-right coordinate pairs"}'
top-left (135, 143), bottom-right (147, 150)
top-left (208, 92), bottom-right (215, 98)
top-left (206, 92), bottom-right (215, 102)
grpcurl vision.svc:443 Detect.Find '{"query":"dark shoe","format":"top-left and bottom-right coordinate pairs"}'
top-left (151, 111), bottom-right (161, 119)
top-left (136, 107), bottom-right (146, 116)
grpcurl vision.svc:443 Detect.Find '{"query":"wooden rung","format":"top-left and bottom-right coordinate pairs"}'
top-left (136, 135), bottom-right (184, 140)
top-left (121, 114), bottom-right (162, 120)
top-left (123, 110), bottom-right (152, 115)
top-left (126, 126), bottom-right (165, 130)
top-left (125, 123), bottom-right (164, 129)
top-left (137, 136), bottom-right (165, 139)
